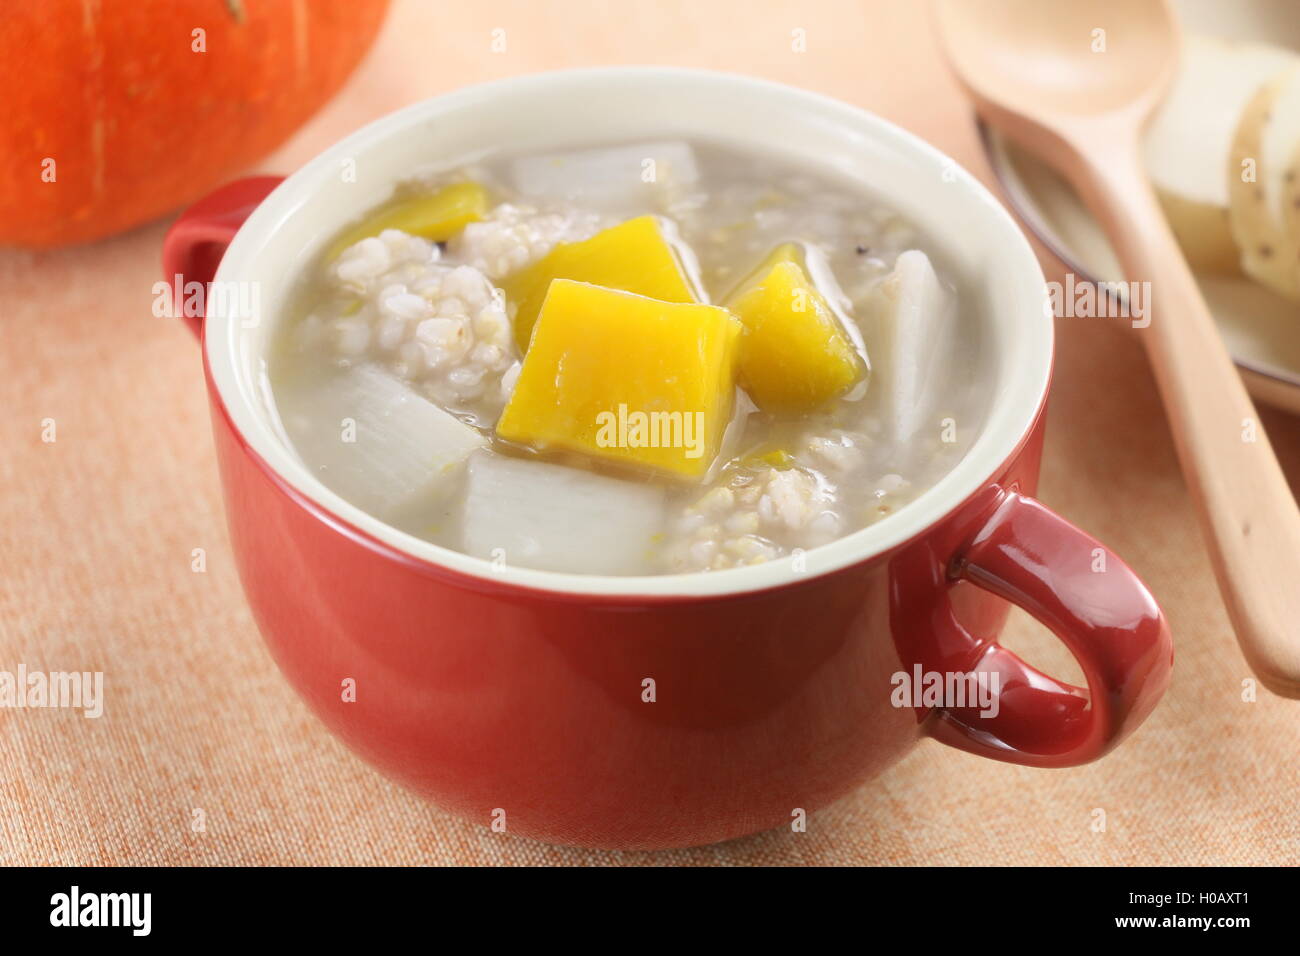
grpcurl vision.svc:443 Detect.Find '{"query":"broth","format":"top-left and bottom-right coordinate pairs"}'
top-left (269, 138), bottom-right (986, 575)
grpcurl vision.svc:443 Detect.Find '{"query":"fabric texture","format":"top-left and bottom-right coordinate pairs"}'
top-left (1, 0), bottom-right (1297, 866)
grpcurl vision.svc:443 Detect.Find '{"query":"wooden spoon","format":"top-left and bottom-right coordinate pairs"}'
top-left (933, 0), bottom-right (1300, 697)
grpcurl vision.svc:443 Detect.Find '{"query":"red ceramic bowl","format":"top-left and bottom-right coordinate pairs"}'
top-left (164, 69), bottom-right (1172, 849)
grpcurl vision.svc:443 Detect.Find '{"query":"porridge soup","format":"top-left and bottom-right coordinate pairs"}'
top-left (269, 139), bottom-right (985, 575)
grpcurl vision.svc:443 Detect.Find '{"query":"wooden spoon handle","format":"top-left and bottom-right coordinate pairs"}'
top-left (1064, 136), bottom-right (1300, 697)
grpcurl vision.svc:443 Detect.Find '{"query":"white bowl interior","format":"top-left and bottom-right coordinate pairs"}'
top-left (208, 68), bottom-right (1051, 597)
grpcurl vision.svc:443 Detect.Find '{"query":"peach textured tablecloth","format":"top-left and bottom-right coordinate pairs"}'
top-left (2, 0), bottom-right (1297, 867)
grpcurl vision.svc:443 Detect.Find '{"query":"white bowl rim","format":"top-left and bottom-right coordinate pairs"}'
top-left (206, 66), bottom-right (1052, 598)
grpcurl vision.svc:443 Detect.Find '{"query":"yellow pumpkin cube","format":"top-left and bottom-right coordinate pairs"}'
top-left (497, 280), bottom-right (741, 479)
top-left (724, 249), bottom-right (862, 414)
top-left (505, 216), bottom-right (699, 351)
top-left (328, 181), bottom-right (488, 259)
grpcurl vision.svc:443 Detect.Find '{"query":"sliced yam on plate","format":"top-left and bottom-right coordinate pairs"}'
top-left (1272, 86), bottom-right (1300, 287)
top-left (1285, 138), bottom-right (1300, 257)
top-left (862, 250), bottom-right (955, 445)
top-left (510, 141), bottom-right (699, 211)
top-left (1143, 35), bottom-right (1295, 275)
top-left (1154, 189), bottom-right (1241, 276)
top-left (1227, 67), bottom-right (1300, 303)
top-left (277, 363), bottom-right (486, 523)
top-left (1260, 67), bottom-right (1300, 251)
top-left (458, 449), bottom-right (666, 575)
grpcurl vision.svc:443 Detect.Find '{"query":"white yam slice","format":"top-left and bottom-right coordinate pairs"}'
top-left (1284, 138), bottom-right (1300, 274)
top-left (1266, 78), bottom-right (1300, 290)
top-left (1143, 35), bottom-right (1294, 275)
top-left (863, 250), bottom-right (955, 445)
top-left (459, 450), bottom-right (665, 575)
top-left (1285, 139), bottom-right (1300, 259)
top-left (654, 214), bottom-right (710, 303)
top-left (802, 242), bottom-right (871, 371)
top-left (1228, 67), bottom-right (1300, 302)
top-left (278, 363), bottom-right (486, 521)
top-left (510, 141), bottom-right (699, 210)
top-left (1261, 68), bottom-right (1300, 239)
top-left (1154, 188), bottom-right (1241, 276)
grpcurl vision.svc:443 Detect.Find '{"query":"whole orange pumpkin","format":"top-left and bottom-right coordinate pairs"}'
top-left (1, 0), bottom-right (390, 247)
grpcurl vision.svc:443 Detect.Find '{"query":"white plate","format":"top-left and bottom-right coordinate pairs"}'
top-left (981, 0), bottom-right (1300, 415)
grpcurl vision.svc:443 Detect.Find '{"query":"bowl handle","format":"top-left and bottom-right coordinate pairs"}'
top-left (918, 491), bottom-right (1173, 767)
top-left (161, 176), bottom-right (285, 338)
